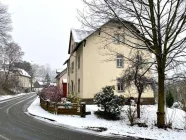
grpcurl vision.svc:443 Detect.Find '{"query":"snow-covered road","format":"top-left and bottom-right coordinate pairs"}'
top-left (28, 97), bottom-right (186, 140)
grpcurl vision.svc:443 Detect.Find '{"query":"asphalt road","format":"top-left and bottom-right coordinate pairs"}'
top-left (0, 93), bottom-right (136, 140)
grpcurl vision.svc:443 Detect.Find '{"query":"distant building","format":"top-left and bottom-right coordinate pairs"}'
top-left (55, 68), bottom-right (67, 97)
top-left (13, 68), bottom-right (31, 91)
top-left (33, 81), bottom-right (45, 92)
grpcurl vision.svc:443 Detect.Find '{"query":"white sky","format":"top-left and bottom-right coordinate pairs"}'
top-left (1, 0), bottom-right (83, 70)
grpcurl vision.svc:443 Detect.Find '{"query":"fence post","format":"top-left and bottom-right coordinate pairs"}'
top-left (46, 101), bottom-right (49, 111)
top-left (54, 103), bottom-right (58, 115)
top-left (81, 102), bottom-right (86, 118)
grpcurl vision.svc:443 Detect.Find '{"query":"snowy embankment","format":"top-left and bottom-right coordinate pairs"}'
top-left (28, 97), bottom-right (186, 140)
top-left (0, 93), bottom-right (28, 101)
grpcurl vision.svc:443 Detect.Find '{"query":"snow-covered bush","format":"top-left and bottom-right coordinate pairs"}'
top-left (39, 86), bottom-right (63, 102)
top-left (172, 101), bottom-right (183, 109)
top-left (125, 105), bottom-right (137, 126)
top-left (94, 86), bottom-right (125, 119)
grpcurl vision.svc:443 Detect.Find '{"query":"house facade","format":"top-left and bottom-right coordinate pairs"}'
top-left (64, 19), bottom-right (154, 104)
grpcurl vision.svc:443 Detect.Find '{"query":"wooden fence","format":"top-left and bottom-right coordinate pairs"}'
top-left (40, 98), bottom-right (90, 117)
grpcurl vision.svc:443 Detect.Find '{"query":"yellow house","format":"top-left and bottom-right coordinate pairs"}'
top-left (64, 19), bottom-right (154, 104)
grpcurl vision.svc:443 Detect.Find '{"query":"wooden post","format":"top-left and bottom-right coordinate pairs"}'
top-left (46, 101), bottom-right (49, 111)
top-left (81, 102), bottom-right (86, 118)
top-left (54, 103), bottom-right (58, 115)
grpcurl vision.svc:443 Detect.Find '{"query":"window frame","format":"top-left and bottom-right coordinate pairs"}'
top-left (114, 34), bottom-right (125, 44)
top-left (116, 55), bottom-right (124, 68)
top-left (119, 34), bottom-right (125, 43)
top-left (117, 78), bottom-right (124, 92)
top-left (78, 78), bottom-right (80, 93)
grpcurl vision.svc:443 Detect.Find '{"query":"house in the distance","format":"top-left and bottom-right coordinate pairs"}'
top-left (64, 19), bottom-right (154, 104)
top-left (33, 81), bottom-right (45, 92)
top-left (55, 68), bottom-right (67, 97)
top-left (14, 68), bottom-right (31, 92)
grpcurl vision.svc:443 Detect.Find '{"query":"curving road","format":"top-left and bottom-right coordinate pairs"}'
top-left (0, 93), bottom-right (136, 140)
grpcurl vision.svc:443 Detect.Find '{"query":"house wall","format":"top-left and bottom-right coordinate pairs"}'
top-left (82, 22), bottom-right (154, 100)
top-left (68, 36), bottom-right (77, 95)
top-left (67, 21), bottom-right (154, 103)
top-left (18, 76), bottom-right (31, 89)
top-left (67, 38), bottom-right (84, 98)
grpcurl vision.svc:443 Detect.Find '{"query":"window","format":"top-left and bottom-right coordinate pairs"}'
top-left (71, 62), bottom-right (74, 73)
top-left (114, 34), bottom-right (125, 44)
top-left (135, 54), bottom-right (142, 62)
top-left (120, 34), bottom-right (125, 43)
top-left (71, 81), bottom-right (73, 92)
top-left (78, 56), bottom-right (80, 69)
top-left (116, 55), bottom-right (124, 68)
top-left (78, 79), bottom-right (80, 93)
top-left (117, 78), bottom-right (124, 92)
top-left (114, 34), bottom-right (119, 44)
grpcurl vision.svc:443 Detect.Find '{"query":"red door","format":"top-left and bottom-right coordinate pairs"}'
top-left (63, 83), bottom-right (67, 97)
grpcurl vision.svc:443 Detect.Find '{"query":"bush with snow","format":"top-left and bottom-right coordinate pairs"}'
top-left (38, 86), bottom-right (63, 102)
top-left (67, 92), bottom-right (81, 104)
top-left (172, 101), bottom-right (183, 109)
top-left (94, 86), bottom-right (125, 119)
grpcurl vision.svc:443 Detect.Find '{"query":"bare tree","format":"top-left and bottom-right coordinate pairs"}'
top-left (78, 0), bottom-right (186, 128)
top-left (122, 51), bottom-right (154, 118)
top-left (0, 3), bottom-right (12, 44)
top-left (2, 42), bottom-right (24, 89)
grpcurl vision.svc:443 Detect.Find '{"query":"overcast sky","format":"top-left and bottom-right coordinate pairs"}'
top-left (1, 0), bottom-right (83, 70)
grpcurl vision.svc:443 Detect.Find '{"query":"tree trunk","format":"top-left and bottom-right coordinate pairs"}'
top-left (157, 68), bottom-right (165, 128)
top-left (137, 93), bottom-right (142, 118)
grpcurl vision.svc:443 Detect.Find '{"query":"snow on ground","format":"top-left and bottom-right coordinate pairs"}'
top-left (0, 93), bottom-right (28, 101)
top-left (28, 97), bottom-right (186, 140)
